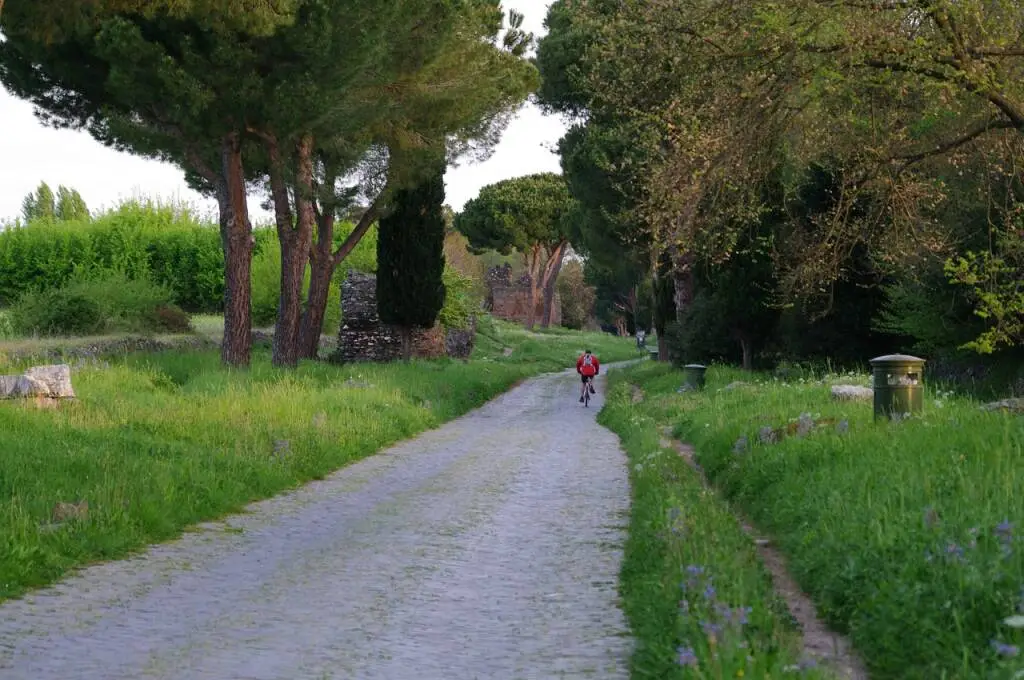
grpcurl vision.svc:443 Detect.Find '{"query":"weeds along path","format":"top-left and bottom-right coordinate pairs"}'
top-left (0, 369), bottom-right (632, 680)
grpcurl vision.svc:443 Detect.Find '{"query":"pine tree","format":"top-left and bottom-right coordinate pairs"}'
top-left (376, 161), bottom-right (447, 362)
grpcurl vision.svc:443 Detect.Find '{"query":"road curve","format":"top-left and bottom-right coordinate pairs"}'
top-left (0, 368), bottom-right (633, 680)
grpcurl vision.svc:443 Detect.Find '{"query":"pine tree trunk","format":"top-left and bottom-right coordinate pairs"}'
top-left (298, 246), bottom-right (332, 360)
top-left (270, 134), bottom-right (315, 368)
top-left (298, 201), bottom-right (380, 359)
top-left (540, 241), bottom-right (567, 328)
top-left (523, 245), bottom-right (543, 330)
top-left (219, 132), bottom-right (253, 368)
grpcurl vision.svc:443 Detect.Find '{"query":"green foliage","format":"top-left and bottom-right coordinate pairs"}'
top-left (438, 266), bottom-right (480, 331)
top-left (55, 186), bottom-right (90, 222)
top-left (556, 259), bottom-right (595, 329)
top-left (634, 365), bottom-right (1024, 679)
top-left (946, 208), bottom-right (1024, 354)
top-left (0, 325), bottom-right (633, 602)
top-left (377, 168), bottom-right (447, 336)
top-left (454, 173), bottom-right (573, 256)
top-left (598, 364), bottom-right (834, 677)
top-left (250, 220), bottom-right (376, 329)
top-left (9, 270), bottom-right (186, 336)
top-left (0, 199), bottom-right (224, 312)
top-left (21, 182), bottom-right (56, 223)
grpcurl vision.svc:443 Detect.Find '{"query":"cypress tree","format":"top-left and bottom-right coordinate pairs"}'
top-left (376, 161), bottom-right (447, 361)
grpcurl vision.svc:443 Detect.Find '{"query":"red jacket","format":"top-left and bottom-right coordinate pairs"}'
top-left (577, 353), bottom-right (600, 377)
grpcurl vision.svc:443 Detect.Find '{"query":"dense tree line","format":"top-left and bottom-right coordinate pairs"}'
top-left (533, 0), bottom-right (1024, 373)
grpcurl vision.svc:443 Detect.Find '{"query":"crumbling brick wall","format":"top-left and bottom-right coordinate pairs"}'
top-left (485, 265), bottom-right (562, 326)
top-left (333, 271), bottom-right (473, 363)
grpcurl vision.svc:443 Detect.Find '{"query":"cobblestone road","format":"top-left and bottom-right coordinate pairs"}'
top-left (0, 369), bottom-right (632, 680)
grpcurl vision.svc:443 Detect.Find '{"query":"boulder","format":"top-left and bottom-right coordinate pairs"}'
top-left (831, 384), bottom-right (873, 402)
top-left (980, 398), bottom-right (1024, 414)
top-left (1, 364), bottom-right (75, 399)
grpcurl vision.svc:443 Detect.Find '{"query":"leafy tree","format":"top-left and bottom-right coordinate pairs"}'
top-left (56, 186), bottom-right (90, 221)
top-left (376, 160), bottom-right (447, 361)
top-left (293, 5), bottom-right (537, 359)
top-left (557, 258), bottom-right (596, 329)
top-left (21, 182), bottom-right (56, 223)
top-left (455, 173), bottom-right (574, 329)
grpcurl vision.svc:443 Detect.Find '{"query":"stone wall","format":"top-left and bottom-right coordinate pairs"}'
top-left (491, 287), bottom-right (562, 326)
top-left (333, 271), bottom-right (474, 363)
top-left (484, 264), bottom-right (562, 326)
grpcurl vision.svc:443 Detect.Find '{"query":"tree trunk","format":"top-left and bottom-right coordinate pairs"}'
top-left (219, 132), bottom-right (253, 368)
top-left (400, 326), bottom-right (413, 362)
top-left (540, 240), bottom-right (567, 328)
top-left (740, 335), bottom-right (753, 371)
top-left (297, 227), bottom-right (333, 360)
top-left (297, 199), bottom-right (381, 359)
top-left (269, 134), bottom-right (315, 368)
top-left (657, 333), bottom-right (668, 362)
top-left (523, 245), bottom-right (543, 330)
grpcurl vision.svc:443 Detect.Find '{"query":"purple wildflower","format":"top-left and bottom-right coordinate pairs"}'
top-left (677, 646), bottom-right (698, 667)
top-left (995, 520), bottom-right (1014, 545)
top-left (704, 583), bottom-right (716, 600)
top-left (991, 640), bottom-right (1019, 658)
top-left (736, 606), bottom-right (753, 625)
top-left (701, 620), bottom-right (723, 636)
top-left (685, 565), bottom-right (705, 575)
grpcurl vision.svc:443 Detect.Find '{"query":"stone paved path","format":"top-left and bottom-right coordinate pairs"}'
top-left (0, 369), bottom-right (632, 680)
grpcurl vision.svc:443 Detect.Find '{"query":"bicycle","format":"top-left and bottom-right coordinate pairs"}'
top-left (581, 375), bottom-right (593, 407)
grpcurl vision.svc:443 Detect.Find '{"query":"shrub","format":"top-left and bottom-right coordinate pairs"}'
top-left (0, 199), bottom-right (225, 313)
top-left (9, 270), bottom-right (185, 336)
top-left (438, 266), bottom-right (481, 330)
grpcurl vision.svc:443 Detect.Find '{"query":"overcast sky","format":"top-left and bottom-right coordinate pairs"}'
top-left (0, 0), bottom-right (565, 224)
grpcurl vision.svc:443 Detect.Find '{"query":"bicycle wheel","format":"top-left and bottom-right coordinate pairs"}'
top-left (583, 379), bottom-right (591, 407)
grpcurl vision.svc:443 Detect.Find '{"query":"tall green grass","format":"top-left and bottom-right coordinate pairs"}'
top-left (599, 363), bottom-right (834, 678)
top-left (630, 363), bottom-right (1024, 679)
top-left (0, 326), bottom-right (636, 603)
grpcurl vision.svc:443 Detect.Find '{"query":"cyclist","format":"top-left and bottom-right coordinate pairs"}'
top-left (576, 349), bottom-right (600, 402)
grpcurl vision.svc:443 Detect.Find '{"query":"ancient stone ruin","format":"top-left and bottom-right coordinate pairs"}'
top-left (0, 364), bottom-right (76, 408)
top-left (333, 271), bottom-right (475, 363)
top-left (484, 264), bottom-right (562, 326)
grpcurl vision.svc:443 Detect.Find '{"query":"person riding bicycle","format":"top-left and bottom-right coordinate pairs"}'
top-left (576, 349), bottom-right (600, 402)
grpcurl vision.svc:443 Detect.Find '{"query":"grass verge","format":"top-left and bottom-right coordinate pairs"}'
top-left (0, 321), bottom-right (637, 603)
top-left (625, 362), bottom-right (1024, 680)
top-left (599, 362), bottom-right (834, 678)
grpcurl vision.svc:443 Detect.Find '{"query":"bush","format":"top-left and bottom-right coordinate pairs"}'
top-left (0, 199), bottom-right (225, 313)
top-left (438, 266), bottom-right (481, 330)
top-left (9, 271), bottom-right (186, 337)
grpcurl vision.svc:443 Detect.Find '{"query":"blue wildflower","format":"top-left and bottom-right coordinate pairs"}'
top-left (991, 640), bottom-right (1019, 658)
top-left (677, 646), bottom-right (698, 667)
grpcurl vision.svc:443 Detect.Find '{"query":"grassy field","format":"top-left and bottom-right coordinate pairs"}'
top-left (0, 316), bottom-right (638, 603)
top-left (611, 361), bottom-right (1024, 680)
top-left (599, 365), bottom-right (835, 678)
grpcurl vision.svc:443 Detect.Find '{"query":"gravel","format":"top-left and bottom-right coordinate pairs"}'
top-left (0, 368), bottom-right (632, 680)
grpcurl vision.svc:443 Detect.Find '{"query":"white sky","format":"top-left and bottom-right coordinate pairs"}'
top-left (0, 0), bottom-right (565, 224)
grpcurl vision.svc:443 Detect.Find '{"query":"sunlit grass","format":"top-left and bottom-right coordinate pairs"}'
top-left (0, 323), bottom-right (636, 603)
top-left (599, 363), bottom-right (835, 678)
top-left (620, 362), bottom-right (1024, 679)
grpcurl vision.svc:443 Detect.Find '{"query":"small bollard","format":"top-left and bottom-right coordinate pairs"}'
top-left (870, 353), bottom-right (926, 420)
top-left (683, 363), bottom-right (707, 391)
top-left (649, 348), bottom-right (660, 361)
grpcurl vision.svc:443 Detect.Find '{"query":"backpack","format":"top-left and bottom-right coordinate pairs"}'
top-left (583, 354), bottom-right (594, 367)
